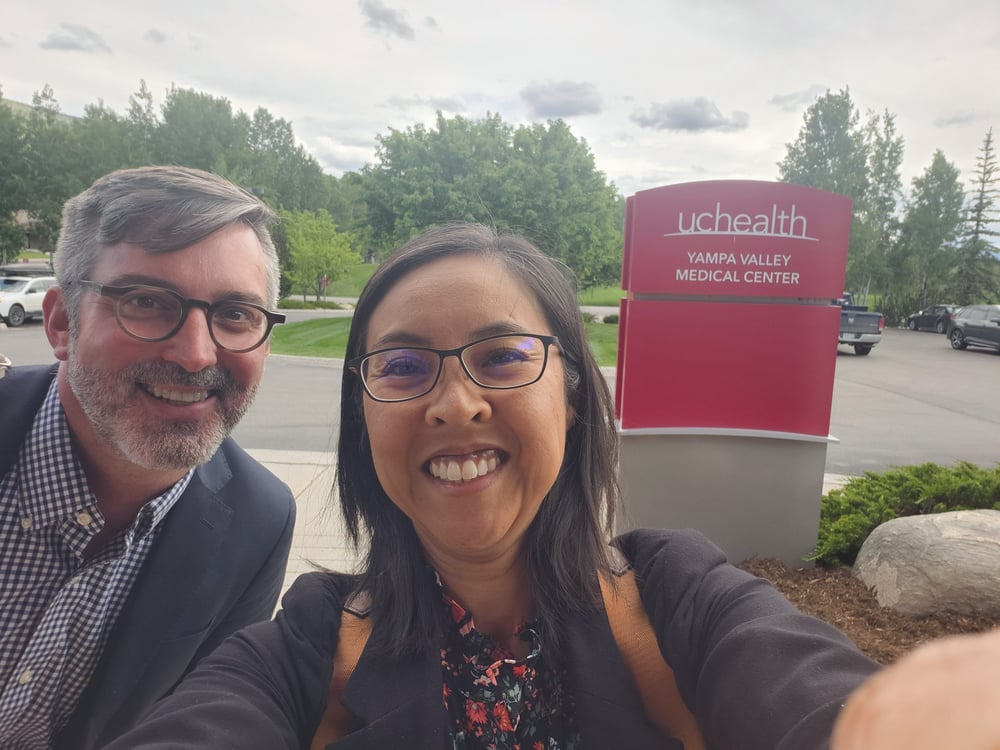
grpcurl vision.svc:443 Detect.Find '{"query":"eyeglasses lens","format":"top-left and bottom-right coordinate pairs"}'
top-left (361, 335), bottom-right (548, 401)
top-left (115, 288), bottom-right (267, 350)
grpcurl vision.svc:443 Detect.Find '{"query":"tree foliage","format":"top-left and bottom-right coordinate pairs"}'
top-left (966, 127), bottom-right (999, 246)
top-left (778, 89), bottom-right (904, 300)
top-left (0, 86), bottom-right (29, 262)
top-left (953, 128), bottom-right (1000, 302)
top-left (778, 88), bottom-right (1000, 316)
top-left (281, 209), bottom-right (359, 299)
top-left (778, 88), bottom-right (870, 200)
top-left (892, 151), bottom-right (966, 306)
top-left (362, 112), bottom-right (623, 288)
top-left (0, 80), bottom-right (346, 256)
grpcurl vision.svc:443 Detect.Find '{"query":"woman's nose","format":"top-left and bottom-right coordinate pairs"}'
top-left (423, 357), bottom-right (492, 425)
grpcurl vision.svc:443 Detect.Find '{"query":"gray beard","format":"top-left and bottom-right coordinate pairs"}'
top-left (66, 354), bottom-right (257, 471)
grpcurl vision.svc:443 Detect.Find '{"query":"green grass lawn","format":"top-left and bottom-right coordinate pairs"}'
top-left (578, 284), bottom-right (625, 307)
top-left (326, 264), bottom-right (378, 296)
top-left (270, 317), bottom-right (619, 367)
top-left (269, 318), bottom-right (353, 358)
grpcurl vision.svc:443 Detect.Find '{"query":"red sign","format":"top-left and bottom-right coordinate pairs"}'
top-left (623, 180), bottom-right (851, 299)
top-left (616, 299), bottom-right (840, 434)
top-left (616, 180), bottom-right (851, 436)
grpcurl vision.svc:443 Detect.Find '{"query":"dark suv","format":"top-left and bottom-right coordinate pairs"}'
top-left (947, 305), bottom-right (1000, 353)
top-left (906, 304), bottom-right (959, 333)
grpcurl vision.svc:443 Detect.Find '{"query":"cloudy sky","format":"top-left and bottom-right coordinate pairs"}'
top-left (2, 1), bottom-right (998, 198)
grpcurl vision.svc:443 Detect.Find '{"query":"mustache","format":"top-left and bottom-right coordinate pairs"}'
top-left (123, 361), bottom-right (238, 392)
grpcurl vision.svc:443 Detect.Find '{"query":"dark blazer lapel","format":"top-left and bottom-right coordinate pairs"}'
top-left (333, 642), bottom-right (447, 749)
top-left (65, 454), bottom-right (237, 746)
top-left (564, 607), bottom-right (682, 750)
top-left (0, 364), bottom-right (57, 476)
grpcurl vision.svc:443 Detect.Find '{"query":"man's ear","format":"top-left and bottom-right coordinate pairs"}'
top-left (43, 286), bottom-right (71, 362)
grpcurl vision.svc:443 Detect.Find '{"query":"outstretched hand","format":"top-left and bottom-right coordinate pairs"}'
top-left (832, 627), bottom-right (1000, 750)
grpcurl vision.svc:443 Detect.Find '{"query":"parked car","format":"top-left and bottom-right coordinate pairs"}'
top-left (0, 261), bottom-right (55, 277)
top-left (947, 304), bottom-right (1000, 353)
top-left (0, 275), bottom-right (56, 327)
top-left (906, 304), bottom-right (959, 334)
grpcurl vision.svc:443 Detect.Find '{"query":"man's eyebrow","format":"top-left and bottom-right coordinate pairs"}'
top-left (99, 275), bottom-right (267, 305)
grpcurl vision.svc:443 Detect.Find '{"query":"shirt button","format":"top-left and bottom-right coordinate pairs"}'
top-left (75, 511), bottom-right (94, 527)
top-left (21, 517), bottom-right (32, 530)
top-left (18, 669), bottom-right (32, 685)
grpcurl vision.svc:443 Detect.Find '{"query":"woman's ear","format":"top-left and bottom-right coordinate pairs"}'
top-left (43, 286), bottom-right (71, 361)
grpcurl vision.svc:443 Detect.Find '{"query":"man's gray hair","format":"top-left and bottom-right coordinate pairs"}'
top-left (54, 166), bottom-right (280, 316)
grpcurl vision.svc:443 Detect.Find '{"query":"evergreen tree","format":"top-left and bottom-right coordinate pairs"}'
top-left (954, 127), bottom-right (1000, 301)
top-left (893, 151), bottom-right (966, 306)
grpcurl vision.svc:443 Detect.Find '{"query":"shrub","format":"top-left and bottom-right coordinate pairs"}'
top-left (580, 311), bottom-right (597, 323)
top-left (602, 314), bottom-right (619, 324)
top-left (810, 461), bottom-right (1000, 567)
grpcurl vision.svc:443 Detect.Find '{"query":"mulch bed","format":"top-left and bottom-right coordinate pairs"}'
top-left (738, 559), bottom-right (1000, 665)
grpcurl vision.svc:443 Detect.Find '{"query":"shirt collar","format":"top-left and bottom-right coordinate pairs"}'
top-left (17, 378), bottom-right (192, 536)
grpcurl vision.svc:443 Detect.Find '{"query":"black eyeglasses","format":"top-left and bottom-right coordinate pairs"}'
top-left (348, 333), bottom-right (561, 403)
top-left (78, 280), bottom-right (286, 353)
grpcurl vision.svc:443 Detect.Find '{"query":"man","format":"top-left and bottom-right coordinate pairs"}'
top-left (0, 166), bottom-right (296, 749)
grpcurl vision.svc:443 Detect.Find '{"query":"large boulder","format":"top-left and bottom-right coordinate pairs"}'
top-left (853, 509), bottom-right (1000, 618)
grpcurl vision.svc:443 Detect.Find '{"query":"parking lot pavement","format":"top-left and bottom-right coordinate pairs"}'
top-left (247, 449), bottom-right (361, 600)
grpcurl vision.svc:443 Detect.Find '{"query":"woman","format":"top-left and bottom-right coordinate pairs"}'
top-left (105, 223), bottom-right (878, 749)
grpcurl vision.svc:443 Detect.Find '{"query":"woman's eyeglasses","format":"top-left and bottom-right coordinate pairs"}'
top-left (348, 333), bottom-right (561, 403)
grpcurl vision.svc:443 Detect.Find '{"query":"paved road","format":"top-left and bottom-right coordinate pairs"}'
top-left (826, 327), bottom-right (999, 474)
top-left (3, 319), bottom-right (998, 475)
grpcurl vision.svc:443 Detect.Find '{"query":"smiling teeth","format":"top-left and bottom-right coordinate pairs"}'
top-left (147, 386), bottom-right (210, 403)
top-left (430, 450), bottom-right (499, 483)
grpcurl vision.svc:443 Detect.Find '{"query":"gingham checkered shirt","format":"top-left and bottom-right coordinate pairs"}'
top-left (0, 380), bottom-right (191, 749)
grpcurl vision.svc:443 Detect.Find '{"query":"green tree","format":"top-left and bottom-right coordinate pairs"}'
top-left (954, 127), bottom-right (1000, 301)
top-left (72, 101), bottom-right (135, 182)
top-left (360, 112), bottom-right (623, 287)
top-left (240, 107), bottom-right (330, 212)
top-left (778, 88), bottom-right (881, 297)
top-left (851, 111), bottom-right (904, 302)
top-left (282, 209), bottom-right (359, 299)
top-left (0, 87), bottom-right (29, 262)
top-left (778, 88), bottom-right (869, 200)
top-left (966, 127), bottom-right (999, 246)
top-left (326, 171), bottom-right (369, 254)
top-left (893, 151), bottom-right (966, 306)
top-left (21, 85), bottom-right (83, 250)
top-left (152, 86), bottom-right (249, 172)
top-left (126, 79), bottom-right (159, 165)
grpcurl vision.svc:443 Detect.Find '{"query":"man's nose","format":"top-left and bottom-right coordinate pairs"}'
top-left (159, 308), bottom-right (219, 372)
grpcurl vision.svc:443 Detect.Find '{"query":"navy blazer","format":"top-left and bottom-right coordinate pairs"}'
top-left (0, 364), bottom-right (296, 750)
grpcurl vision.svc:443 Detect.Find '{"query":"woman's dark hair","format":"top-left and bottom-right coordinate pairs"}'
top-left (336, 222), bottom-right (621, 656)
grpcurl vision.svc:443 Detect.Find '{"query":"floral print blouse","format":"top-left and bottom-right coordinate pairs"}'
top-left (439, 592), bottom-right (581, 750)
